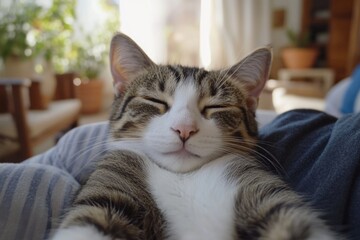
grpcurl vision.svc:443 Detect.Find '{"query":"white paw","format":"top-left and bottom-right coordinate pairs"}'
top-left (52, 225), bottom-right (111, 240)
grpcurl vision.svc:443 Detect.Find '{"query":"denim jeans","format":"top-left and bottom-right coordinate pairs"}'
top-left (259, 109), bottom-right (360, 239)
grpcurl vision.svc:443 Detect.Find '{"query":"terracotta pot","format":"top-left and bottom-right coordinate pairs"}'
top-left (281, 47), bottom-right (318, 69)
top-left (75, 79), bottom-right (104, 114)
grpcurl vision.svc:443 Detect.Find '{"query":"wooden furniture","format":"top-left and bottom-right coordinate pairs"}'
top-left (270, 68), bottom-right (336, 113)
top-left (269, 78), bottom-right (326, 113)
top-left (301, 0), bottom-right (360, 82)
top-left (278, 68), bottom-right (335, 96)
top-left (0, 76), bottom-right (81, 162)
top-left (272, 68), bottom-right (335, 113)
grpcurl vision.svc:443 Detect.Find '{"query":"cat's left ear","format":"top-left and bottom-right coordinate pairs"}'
top-left (227, 47), bottom-right (272, 112)
top-left (110, 32), bottom-right (155, 96)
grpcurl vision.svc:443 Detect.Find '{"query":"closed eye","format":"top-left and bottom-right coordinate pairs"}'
top-left (143, 96), bottom-right (169, 110)
top-left (201, 105), bottom-right (227, 115)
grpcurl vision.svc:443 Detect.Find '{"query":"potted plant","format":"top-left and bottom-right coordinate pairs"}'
top-left (72, 4), bottom-right (119, 114)
top-left (0, 0), bottom-right (76, 106)
top-left (281, 29), bottom-right (318, 69)
top-left (73, 34), bottom-right (107, 114)
top-left (0, 3), bottom-right (47, 97)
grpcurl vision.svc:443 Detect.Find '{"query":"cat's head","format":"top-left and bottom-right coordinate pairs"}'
top-left (109, 33), bottom-right (272, 173)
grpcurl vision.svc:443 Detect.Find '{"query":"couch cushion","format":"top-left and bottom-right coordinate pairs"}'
top-left (0, 135), bottom-right (18, 157)
top-left (0, 99), bottom-right (81, 139)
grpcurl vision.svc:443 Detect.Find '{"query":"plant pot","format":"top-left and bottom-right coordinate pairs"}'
top-left (75, 79), bottom-right (104, 114)
top-left (281, 47), bottom-right (318, 69)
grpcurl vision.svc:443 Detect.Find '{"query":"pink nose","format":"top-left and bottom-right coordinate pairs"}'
top-left (171, 124), bottom-right (199, 142)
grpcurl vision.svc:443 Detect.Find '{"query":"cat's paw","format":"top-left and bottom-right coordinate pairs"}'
top-left (52, 225), bottom-right (111, 240)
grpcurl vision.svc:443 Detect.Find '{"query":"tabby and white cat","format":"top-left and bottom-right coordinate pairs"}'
top-left (52, 33), bottom-right (339, 240)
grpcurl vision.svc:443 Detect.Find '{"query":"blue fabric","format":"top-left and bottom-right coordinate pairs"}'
top-left (341, 64), bottom-right (360, 114)
top-left (0, 164), bottom-right (79, 240)
top-left (0, 122), bottom-right (109, 240)
top-left (259, 109), bottom-right (360, 239)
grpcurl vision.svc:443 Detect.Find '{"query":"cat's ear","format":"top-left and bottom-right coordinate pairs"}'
top-left (110, 32), bottom-right (155, 96)
top-left (227, 47), bottom-right (272, 112)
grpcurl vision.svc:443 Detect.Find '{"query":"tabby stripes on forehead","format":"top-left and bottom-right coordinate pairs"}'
top-left (196, 69), bottom-right (209, 85)
top-left (181, 66), bottom-right (198, 78)
top-left (168, 66), bottom-right (182, 82)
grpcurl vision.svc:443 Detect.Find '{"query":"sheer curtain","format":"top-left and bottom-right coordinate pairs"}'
top-left (200, 0), bottom-right (271, 69)
top-left (119, 0), bottom-right (168, 63)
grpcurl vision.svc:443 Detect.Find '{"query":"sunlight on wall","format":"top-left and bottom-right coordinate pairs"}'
top-left (119, 0), bottom-right (201, 66)
top-left (199, 0), bottom-right (211, 68)
top-left (119, 0), bottom-right (167, 63)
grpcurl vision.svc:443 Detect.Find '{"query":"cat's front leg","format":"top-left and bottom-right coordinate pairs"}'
top-left (52, 150), bottom-right (165, 240)
top-left (228, 161), bottom-right (339, 240)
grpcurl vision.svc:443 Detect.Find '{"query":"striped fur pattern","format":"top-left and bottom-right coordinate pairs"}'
top-left (52, 33), bottom-right (339, 240)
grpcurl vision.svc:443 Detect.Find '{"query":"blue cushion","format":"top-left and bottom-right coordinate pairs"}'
top-left (341, 64), bottom-right (360, 114)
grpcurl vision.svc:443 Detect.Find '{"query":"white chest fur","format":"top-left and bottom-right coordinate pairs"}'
top-left (147, 156), bottom-right (239, 240)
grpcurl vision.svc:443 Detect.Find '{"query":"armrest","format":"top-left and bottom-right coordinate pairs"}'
top-left (0, 78), bottom-right (32, 113)
top-left (0, 78), bottom-right (32, 86)
top-left (0, 77), bottom-right (47, 111)
top-left (0, 78), bottom-right (32, 157)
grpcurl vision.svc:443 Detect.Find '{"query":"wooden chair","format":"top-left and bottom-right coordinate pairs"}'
top-left (0, 74), bottom-right (81, 162)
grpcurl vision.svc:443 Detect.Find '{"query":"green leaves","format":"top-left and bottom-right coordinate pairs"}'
top-left (286, 29), bottom-right (311, 48)
top-left (0, 1), bottom-right (76, 61)
top-left (0, 0), bottom-right (119, 78)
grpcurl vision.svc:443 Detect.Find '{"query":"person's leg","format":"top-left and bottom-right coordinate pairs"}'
top-left (259, 109), bottom-right (360, 239)
top-left (0, 163), bottom-right (80, 240)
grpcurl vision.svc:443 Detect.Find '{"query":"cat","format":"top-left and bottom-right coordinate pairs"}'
top-left (52, 33), bottom-right (339, 240)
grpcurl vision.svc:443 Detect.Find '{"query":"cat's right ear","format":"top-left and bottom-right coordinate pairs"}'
top-left (110, 33), bottom-right (155, 96)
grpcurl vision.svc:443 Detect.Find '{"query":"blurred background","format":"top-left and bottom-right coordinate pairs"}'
top-left (1, 0), bottom-right (360, 161)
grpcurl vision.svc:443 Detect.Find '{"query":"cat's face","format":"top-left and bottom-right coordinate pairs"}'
top-left (109, 33), bottom-right (271, 173)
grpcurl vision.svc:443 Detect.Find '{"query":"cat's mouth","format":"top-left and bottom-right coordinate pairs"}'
top-left (164, 148), bottom-right (200, 158)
